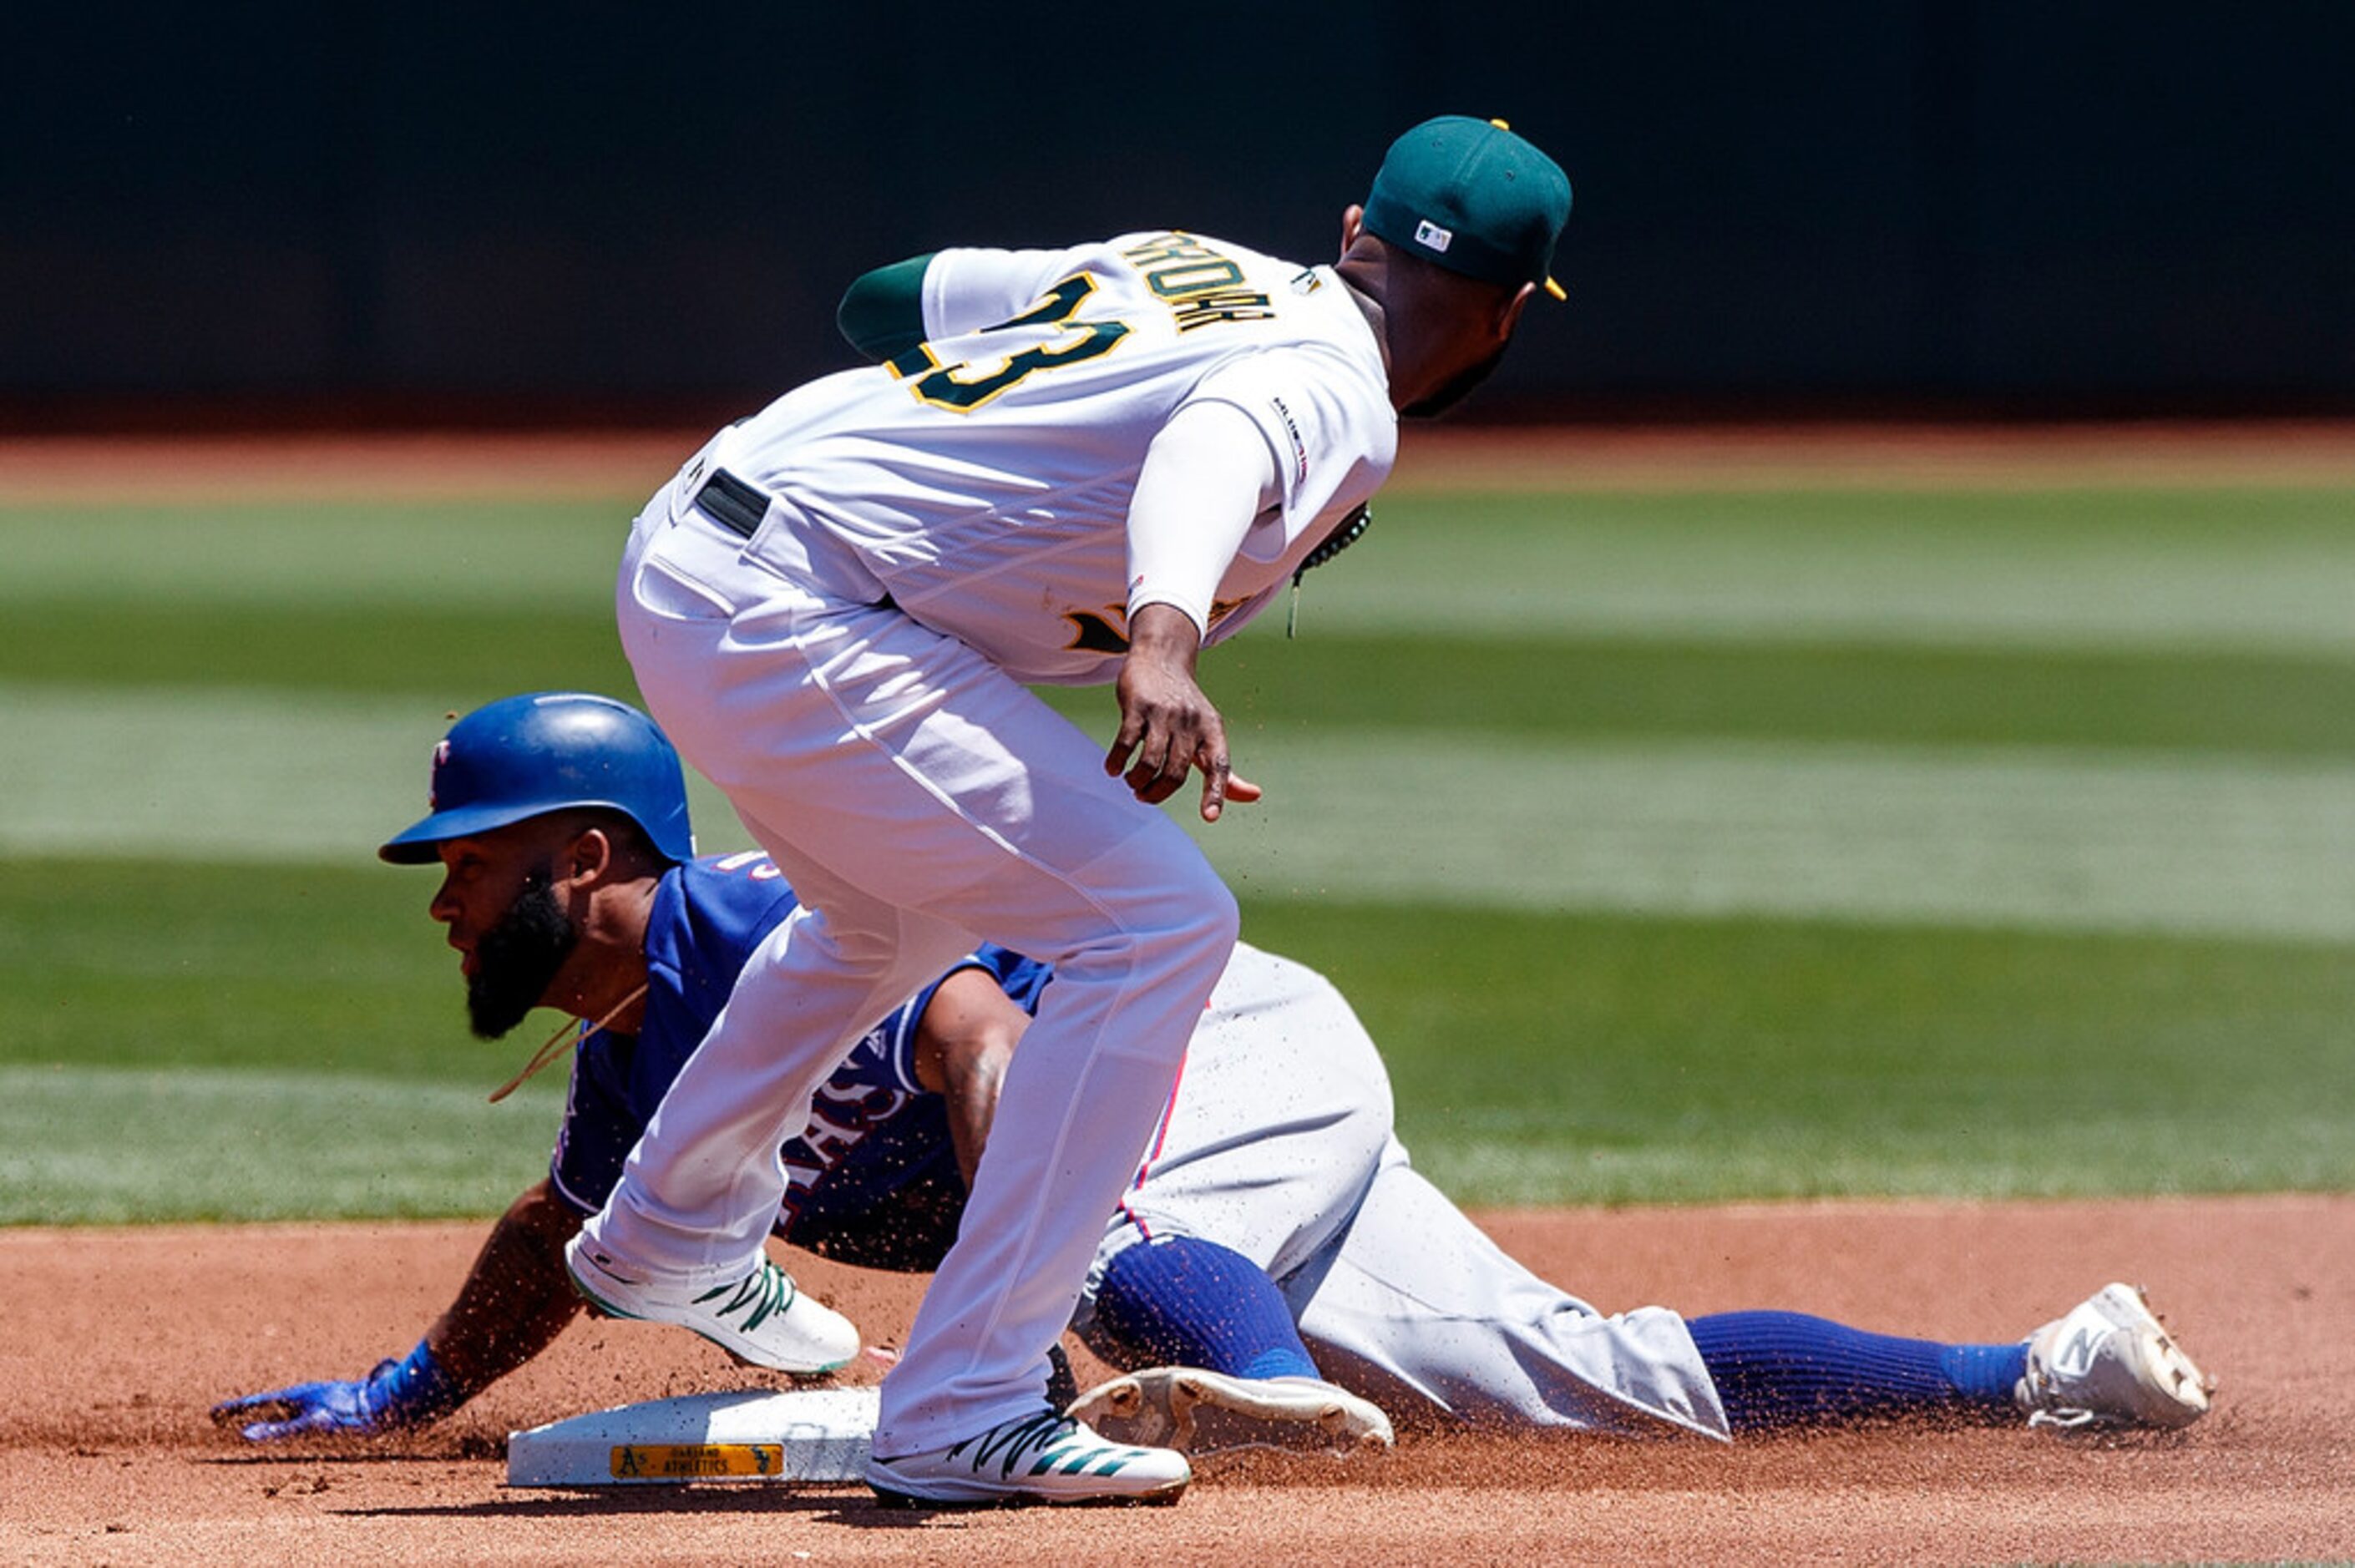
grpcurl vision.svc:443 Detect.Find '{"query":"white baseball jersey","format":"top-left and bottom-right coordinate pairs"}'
top-left (713, 231), bottom-right (1396, 683)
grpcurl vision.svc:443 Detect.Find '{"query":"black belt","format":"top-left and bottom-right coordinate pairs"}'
top-left (688, 466), bottom-right (897, 609)
top-left (693, 468), bottom-right (770, 539)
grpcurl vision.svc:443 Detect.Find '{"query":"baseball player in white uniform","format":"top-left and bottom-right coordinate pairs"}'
top-left (565, 115), bottom-right (1573, 1505)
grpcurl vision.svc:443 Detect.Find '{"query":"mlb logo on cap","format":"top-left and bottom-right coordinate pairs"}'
top-left (1365, 115), bottom-right (1573, 301)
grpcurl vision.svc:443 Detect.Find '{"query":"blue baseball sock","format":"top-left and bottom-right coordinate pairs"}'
top-left (1686, 1311), bottom-right (2027, 1432)
top-left (1091, 1237), bottom-right (1320, 1382)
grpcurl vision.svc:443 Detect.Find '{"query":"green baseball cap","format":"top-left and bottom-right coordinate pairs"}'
top-left (1363, 115), bottom-right (1573, 301)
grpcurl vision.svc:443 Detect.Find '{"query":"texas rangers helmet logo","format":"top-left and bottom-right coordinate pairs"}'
top-left (428, 739), bottom-right (451, 807)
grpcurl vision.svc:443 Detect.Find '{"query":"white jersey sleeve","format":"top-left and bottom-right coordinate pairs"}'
top-left (921, 247), bottom-right (1086, 341)
top-left (1123, 401), bottom-right (1281, 637)
top-left (1180, 337), bottom-right (1396, 558)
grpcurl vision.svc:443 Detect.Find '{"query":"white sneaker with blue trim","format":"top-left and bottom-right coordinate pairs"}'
top-left (563, 1237), bottom-right (858, 1376)
top-left (866, 1411), bottom-right (1191, 1507)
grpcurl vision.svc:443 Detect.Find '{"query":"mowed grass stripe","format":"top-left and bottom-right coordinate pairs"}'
top-left (0, 683), bottom-right (753, 866)
top-left (3, 857), bottom-right (564, 1080)
top-left (1422, 1111), bottom-right (2355, 1206)
top-left (8, 684), bottom-right (2352, 941)
top-left (10, 486), bottom-right (2355, 656)
top-left (0, 1065), bottom-right (557, 1224)
top-left (1182, 732), bottom-right (2355, 943)
top-left (0, 685), bottom-right (460, 863)
top-left (1238, 898), bottom-right (2355, 1206)
top-left (13, 599), bottom-right (2352, 765)
top-left (0, 600), bottom-right (638, 702)
top-left (0, 498), bottom-right (628, 607)
top-left (1302, 487), bottom-right (2355, 655)
top-left (1201, 634), bottom-right (2355, 759)
top-left (13, 879), bottom-right (2347, 1220)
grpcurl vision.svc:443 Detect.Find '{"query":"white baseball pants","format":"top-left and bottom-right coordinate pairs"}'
top-left (591, 466), bottom-right (1237, 1457)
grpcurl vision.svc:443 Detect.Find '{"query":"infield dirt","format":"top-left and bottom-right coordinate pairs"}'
top-left (3, 1196), bottom-right (2348, 1565)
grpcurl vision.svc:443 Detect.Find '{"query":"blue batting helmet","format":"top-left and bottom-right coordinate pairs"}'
top-left (379, 692), bottom-right (696, 866)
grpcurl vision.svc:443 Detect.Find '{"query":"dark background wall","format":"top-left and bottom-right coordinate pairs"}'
top-left (6, 3), bottom-right (2351, 427)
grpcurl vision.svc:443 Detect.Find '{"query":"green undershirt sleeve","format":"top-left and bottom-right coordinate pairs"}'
top-left (835, 253), bottom-right (938, 362)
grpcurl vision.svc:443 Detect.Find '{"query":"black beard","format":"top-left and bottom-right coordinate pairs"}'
top-left (466, 871), bottom-right (579, 1039)
top-left (1402, 339), bottom-right (1512, 420)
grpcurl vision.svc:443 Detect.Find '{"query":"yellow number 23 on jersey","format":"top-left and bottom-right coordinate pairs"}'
top-left (886, 274), bottom-right (1130, 412)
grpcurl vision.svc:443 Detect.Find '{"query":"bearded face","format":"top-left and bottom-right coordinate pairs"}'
top-left (465, 867), bottom-right (580, 1039)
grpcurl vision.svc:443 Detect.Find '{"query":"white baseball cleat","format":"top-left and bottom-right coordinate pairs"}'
top-left (563, 1236), bottom-right (858, 1376)
top-left (1067, 1366), bottom-right (1395, 1457)
top-left (2016, 1282), bottom-right (2214, 1430)
top-left (865, 1411), bottom-right (1191, 1507)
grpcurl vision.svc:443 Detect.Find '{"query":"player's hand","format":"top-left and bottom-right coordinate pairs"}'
top-left (210, 1362), bottom-right (409, 1442)
top-left (1107, 604), bottom-right (1262, 822)
top-left (211, 1340), bottom-right (460, 1441)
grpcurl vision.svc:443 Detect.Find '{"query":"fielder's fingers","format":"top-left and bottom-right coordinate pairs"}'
top-left (1126, 756), bottom-right (1183, 804)
top-left (1191, 713), bottom-right (1243, 821)
top-left (1102, 723), bottom-right (1141, 778)
top-left (1118, 711), bottom-right (1194, 802)
top-left (1198, 755), bottom-right (1235, 821)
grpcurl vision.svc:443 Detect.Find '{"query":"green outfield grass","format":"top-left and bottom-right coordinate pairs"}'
top-left (3, 474), bottom-right (2351, 1222)
top-left (1243, 898), bottom-right (2355, 1204)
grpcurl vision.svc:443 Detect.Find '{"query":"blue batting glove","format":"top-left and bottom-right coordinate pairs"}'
top-left (211, 1340), bottom-right (462, 1442)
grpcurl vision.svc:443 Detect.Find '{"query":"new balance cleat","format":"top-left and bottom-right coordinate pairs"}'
top-left (2018, 1282), bottom-right (2213, 1430)
top-left (563, 1236), bottom-right (858, 1375)
top-left (1067, 1366), bottom-right (1395, 1457)
top-left (866, 1412), bottom-right (1191, 1507)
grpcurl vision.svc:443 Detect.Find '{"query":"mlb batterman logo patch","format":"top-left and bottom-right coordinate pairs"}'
top-left (1414, 218), bottom-right (1454, 253)
top-left (428, 739), bottom-right (451, 807)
